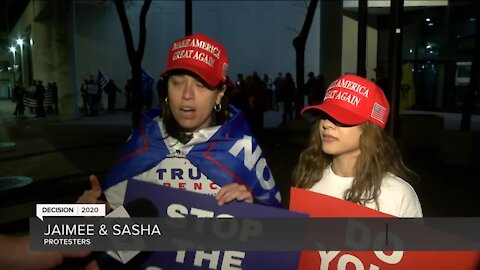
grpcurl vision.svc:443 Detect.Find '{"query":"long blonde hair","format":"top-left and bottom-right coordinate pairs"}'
top-left (292, 121), bottom-right (417, 208)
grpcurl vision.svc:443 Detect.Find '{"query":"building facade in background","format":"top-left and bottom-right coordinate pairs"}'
top-left (1, 0), bottom-right (477, 118)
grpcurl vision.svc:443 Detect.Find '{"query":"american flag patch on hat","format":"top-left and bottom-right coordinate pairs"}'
top-left (371, 102), bottom-right (388, 123)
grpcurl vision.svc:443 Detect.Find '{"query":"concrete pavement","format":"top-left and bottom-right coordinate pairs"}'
top-left (0, 100), bottom-right (130, 232)
top-left (0, 99), bottom-right (479, 235)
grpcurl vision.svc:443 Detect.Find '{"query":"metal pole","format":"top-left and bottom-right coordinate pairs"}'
top-left (320, 0), bottom-right (343, 85)
top-left (357, 0), bottom-right (367, 77)
top-left (185, 0), bottom-right (192, 35)
top-left (12, 51), bottom-right (16, 83)
top-left (460, 0), bottom-right (479, 131)
top-left (19, 44), bottom-right (24, 87)
top-left (387, 0), bottom-right (404, 138)
top-left (70, 0), bottom-right (79, 117)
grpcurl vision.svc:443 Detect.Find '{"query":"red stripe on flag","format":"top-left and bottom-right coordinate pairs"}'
top-left (117, 121), bottom-right (150, 163)
top-left (203, 141), bottom-right (250, 189)
top-left (371, 103), bottom-right (387, 123)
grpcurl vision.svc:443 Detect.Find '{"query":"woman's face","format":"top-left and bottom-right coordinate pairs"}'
top-left (319, 118), bottom-right (363, 159)
top-left (168, 74), bottom-right (224, 132)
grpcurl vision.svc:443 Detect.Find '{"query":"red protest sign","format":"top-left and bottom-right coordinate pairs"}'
top-left (289, 187), bottom-right (480, 270)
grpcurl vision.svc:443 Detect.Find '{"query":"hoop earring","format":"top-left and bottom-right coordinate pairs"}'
top-left (165, 97), bottom-right (168, 104)
top-left (214, 103), bottom-right (222, 112)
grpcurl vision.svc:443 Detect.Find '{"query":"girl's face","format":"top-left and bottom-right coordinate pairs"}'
top-left (319, 118), bottom-right (363, 159)
top-left (168, 74), bottom-right (224, 132)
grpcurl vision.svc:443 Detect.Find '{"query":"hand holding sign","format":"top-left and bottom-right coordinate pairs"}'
top-left (113, 180), bottom-right (304, 270)
top-left (216, 183), bottom-right (253, 206)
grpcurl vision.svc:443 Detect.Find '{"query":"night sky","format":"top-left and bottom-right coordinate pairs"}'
top-left (0, 0), bottom-right (29, 45)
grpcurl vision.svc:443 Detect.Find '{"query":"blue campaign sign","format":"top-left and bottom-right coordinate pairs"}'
top-left (109, 179), bottom-right (306, 270)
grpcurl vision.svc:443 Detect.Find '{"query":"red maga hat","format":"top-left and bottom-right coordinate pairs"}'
top-left (161, 33), bottom-right (229, 88)
top-left (301, 74), bottom-right (390, 128)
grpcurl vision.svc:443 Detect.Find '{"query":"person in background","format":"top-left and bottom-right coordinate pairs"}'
top-left (246, 71), bottom-right (267, 137)
top-left (45, 82), bottom-right (53, 114)
top-left (306, 71), bottom-right (317, 106)
top-left (51, 82), bottom-right (59, 115)
top-left (279, 72), bottom-right (295, 124)
top-left (35, 80), bottom-right (46, 118)
top-left (28, 80), bottom-right (37, 114)
top-left (273, 72), bottom-right (284, 111)
top-left (105, 79), bottom-right (121, 113)
top-left (263, 73), bottom-right (274, 110)
top-left (124, 79), bottom-right (133, 113)
top-left (87, 75), bottom-right (100, 116)
top-left (13, 80), bottom-right (26, 119)
top-left (80, 78), bottom-right (90, 116)
top-left (230, 73), bottom-right (248, 113)
top-left (224, 75), bottom-right (235, 102)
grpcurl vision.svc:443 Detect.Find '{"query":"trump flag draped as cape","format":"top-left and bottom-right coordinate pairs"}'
top-left (102, 105), bottom-right (282, 208)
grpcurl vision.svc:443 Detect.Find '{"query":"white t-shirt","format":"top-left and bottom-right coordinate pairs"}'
top-left (105, 122), bottom-right (222, 210)
top-left (309, 166), bottom-right (423, 217)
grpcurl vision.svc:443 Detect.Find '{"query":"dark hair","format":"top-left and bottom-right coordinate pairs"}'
top-left (160, 70), bottom-right (230, 142)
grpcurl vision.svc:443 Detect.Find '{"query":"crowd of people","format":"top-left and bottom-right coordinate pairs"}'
top-left (12, 79), bottom-right (58, 119)
top-left (225, 70), bottom-right (326, 136)
top-left (80, 74), bottom-right (123, 116)
top-left (80, 74), bottom-right (157, 117)
top-left (10, 70), bottom-right (327, 131)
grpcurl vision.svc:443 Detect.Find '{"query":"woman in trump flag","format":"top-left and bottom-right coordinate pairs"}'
top-left (78, 33), bottom-right (281, 210)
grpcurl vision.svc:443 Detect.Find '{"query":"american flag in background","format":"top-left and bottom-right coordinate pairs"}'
top-left (98, 69), bottom-right (111, 90)
top-left (371, 102), bottom-right (388, 123)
